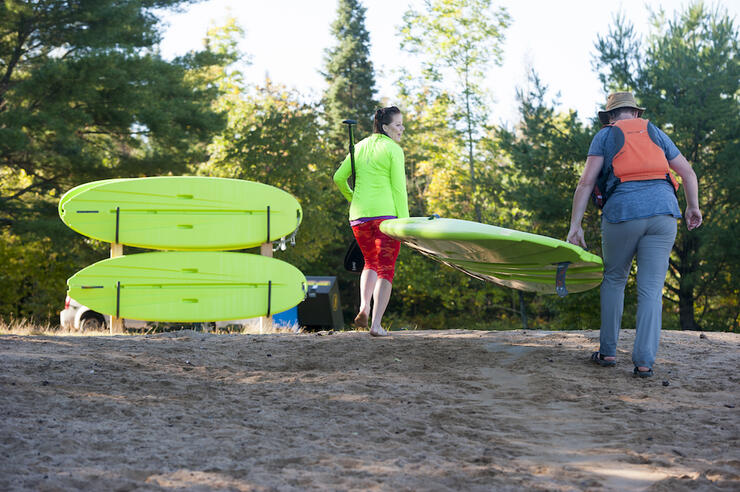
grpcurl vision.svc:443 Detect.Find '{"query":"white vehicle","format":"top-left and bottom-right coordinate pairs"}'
top-left (60, 296), bottom-right (146, 331)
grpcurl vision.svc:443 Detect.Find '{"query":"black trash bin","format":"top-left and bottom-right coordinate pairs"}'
top-left (297, 276), bottom-right (343, 331)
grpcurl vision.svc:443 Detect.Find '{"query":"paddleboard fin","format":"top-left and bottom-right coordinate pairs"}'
top-left (275, 208), bottom-right (302, 251)
top-left (290, 208), bottom-right (301, 245)
top-left (556, 262), bottom-right (570, 297)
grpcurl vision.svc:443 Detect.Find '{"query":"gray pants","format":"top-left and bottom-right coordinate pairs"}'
top-left (600, 215), bottom-right (677, 368)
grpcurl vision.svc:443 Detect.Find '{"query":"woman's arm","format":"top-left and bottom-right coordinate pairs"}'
top-left (567, 155), bottom-right (603, 249)
top-left (333, 154), bottom-right (354, 203)
top-left (668, 154), bottom-right (702, 230)
top-left (389, 146), bottom-right (409, 218)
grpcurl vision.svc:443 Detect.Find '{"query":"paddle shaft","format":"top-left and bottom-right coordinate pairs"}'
top-left (342, 119), bottom-right (357, 188)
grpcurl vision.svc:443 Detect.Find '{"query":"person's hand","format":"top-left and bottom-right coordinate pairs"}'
top-left (567, 224), bottom-right (587, 249)
top-left (685, 206), bottom-right (702, 231)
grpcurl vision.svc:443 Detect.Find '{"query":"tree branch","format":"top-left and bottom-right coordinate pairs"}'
top-left (665, 282), bottom-right (680, 295)
top-left (0, 20), bottom-right (32, 104)
top-left (1, 173), bottom-right (60, 202)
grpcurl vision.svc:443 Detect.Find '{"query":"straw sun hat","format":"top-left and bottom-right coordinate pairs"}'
top-left (598, 91), bottom-right (645, 125)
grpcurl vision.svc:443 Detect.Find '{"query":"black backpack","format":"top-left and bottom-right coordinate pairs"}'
top-left (343, 238), bottom-right (364, 273)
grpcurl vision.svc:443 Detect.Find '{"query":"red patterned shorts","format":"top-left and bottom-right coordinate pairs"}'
top-left (351, 219), bottom-right (401, 282)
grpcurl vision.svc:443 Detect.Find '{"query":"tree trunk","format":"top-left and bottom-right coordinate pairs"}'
top-left (518, 291), bottom-right (528, 329)
top-left (676, 232), bottom-right (700, 331)
top-left (678, 284), bottom-right (698, 331)
top-left (463, 68), bottom-right (481, 223)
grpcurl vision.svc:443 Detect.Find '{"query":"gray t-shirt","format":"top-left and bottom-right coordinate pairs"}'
top-left (588, 122), bottom-right (682, 223)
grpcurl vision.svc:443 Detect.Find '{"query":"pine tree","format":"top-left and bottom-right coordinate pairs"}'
top-left (0, 1), bottom-right (232, 321)
top-left (323, 0), bottom-right (377, 154)
top-left (0, 0), bottom-right (230, 232)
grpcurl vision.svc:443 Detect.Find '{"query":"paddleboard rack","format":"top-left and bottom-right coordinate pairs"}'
top-left (104, 204), bottom-right (284, 320)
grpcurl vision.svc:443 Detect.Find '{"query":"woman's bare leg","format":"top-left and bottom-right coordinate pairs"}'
top-left (355, 269), bottom-right (377, 328)
top-left (369, 278), bottom-right (392, 336)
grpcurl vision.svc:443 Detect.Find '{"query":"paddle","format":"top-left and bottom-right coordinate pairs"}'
top-left (342, 119), bottom-right (357, 188)
top-left (341, 119), bottom-right (364, 273)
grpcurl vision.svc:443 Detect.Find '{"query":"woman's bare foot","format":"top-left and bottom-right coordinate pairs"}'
top-left (369, 326), bottom-right (390, 337)
top-left (354, 311), bottom-right (369, 329)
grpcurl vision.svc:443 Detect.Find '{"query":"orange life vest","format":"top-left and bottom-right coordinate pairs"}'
top-left (592, 118), bottom-right (679, 208)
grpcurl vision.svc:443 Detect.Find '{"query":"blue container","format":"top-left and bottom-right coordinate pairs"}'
top-left (272, 305), bottom-right (298, 327)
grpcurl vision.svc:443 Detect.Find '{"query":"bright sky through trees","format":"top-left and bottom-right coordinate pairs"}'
top-left (157, 0), bottom-right (738, 125)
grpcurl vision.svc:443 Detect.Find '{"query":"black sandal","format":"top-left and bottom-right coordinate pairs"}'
top-left (633, 367), bottom-right (654, 378)
top-left (590, 351), bottom-right (616, 367)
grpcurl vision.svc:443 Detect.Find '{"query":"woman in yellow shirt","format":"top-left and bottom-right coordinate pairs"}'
top-left (333, 106), bottom-right (409, 337)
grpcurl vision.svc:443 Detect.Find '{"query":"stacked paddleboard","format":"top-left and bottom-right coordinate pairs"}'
top-left (60, 176), bottom-right (306, 322)
top-left (380, 216), bottom-right (603, 296)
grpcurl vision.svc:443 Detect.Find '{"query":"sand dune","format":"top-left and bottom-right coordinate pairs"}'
top-left (1, 329), bottom-right (738, 491)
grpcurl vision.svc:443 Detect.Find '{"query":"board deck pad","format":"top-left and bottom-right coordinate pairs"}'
top-left (67, 252), bottom-right (307, 322)
top-left (380, 217), bottom-right (603, 295)
top-left (59, 176), bottom-right (302, 250)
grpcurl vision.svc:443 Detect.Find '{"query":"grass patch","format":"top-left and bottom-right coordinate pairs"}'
top-left (0, 317), bottom-right (304, 336)
top-left (0, 317), bottom-right (110, 336)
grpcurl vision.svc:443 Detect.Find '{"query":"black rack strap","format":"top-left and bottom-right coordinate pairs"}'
top-left (116, 281), bottom-right (121, 318)
top-left (115, 206), bottom-right (120, 243)
top-left (556, 262), bottom-right (570, 298)
top-left (266, 206), bottom-right (271, 243)
top-left (266, 280), bottom-right (272, 317)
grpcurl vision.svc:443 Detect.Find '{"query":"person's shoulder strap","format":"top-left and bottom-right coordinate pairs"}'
top-left (644, 119), bottom-right (667, 150)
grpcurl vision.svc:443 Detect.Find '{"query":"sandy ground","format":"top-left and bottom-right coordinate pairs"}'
top-left (1, 329), bottom-right (738, 491)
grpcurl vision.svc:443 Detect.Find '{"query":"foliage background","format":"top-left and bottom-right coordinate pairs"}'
top-left (0, 1), bottom-right (736, 331)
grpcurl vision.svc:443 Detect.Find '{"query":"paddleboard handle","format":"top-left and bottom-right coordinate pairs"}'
top-left (115, 206), bottom-right (120, 243)
top-left (116, 281), bottom-right (121, 318)
top-left (556, 262), bottom-right (570, 297)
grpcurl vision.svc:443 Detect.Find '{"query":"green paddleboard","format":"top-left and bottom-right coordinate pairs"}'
top-left (59, 176), bottom-right (302, 250)
top-left (67, 251), bottom-right (307, 322)
top-left (380, 217), bottom-right (603, 295)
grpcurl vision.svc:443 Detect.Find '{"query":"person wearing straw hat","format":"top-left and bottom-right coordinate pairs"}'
top-left (567, 91), bottom-right (702, 378)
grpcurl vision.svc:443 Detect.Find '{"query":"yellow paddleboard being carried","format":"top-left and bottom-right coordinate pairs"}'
top-left (67, 252), bottom-right (307, 322)
top-left (59, 176), bottom-right (302, 250)
top-left (381, 216), bottom-right (603, 296)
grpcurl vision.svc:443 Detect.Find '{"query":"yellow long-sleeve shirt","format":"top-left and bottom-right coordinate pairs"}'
top-left (333, 133), bottom-right (409, 222)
